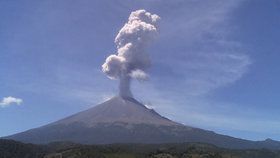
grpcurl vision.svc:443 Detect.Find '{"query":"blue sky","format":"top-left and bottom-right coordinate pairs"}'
top-left (0, 0), bottom-right (280, 141)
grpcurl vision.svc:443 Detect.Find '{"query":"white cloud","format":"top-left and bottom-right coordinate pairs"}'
top-left (0, 96), bottom-right (23, 108)
top-left (174, 51), bottom-right (251, 96)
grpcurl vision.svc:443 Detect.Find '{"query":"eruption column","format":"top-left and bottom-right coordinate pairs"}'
top-left (102, 10), bottom-right (160, 97)
top-left (119, 73), bottom-right (132, 98)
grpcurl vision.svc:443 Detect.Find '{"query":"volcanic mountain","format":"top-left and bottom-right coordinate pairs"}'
top-left (5, 96), bottom-right (280, 149)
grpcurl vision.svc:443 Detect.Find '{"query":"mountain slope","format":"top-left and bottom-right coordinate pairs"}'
top-left (5, 96), bottom-right (280, 149)
top-left (51, 96), bottom-right (179, 127)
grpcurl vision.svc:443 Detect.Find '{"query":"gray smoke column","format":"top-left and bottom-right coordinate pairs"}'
top-left (102, 10), bottom-right (160, 97)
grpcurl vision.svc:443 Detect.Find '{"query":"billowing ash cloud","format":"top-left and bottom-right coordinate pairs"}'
top-left (102, 10), bottom-right (160, 97)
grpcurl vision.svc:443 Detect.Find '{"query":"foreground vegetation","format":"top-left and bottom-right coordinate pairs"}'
top-left (1, 139), bottom-right (280, 158)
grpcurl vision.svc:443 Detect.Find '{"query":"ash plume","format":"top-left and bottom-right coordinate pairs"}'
top-left (102, 10), bottom-right (160, 97)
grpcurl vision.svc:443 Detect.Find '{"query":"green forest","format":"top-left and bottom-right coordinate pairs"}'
top-left (1, 139), bottom-right (280, 158)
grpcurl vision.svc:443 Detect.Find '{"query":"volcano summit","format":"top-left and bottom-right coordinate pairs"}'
top-left (7, 96), bottom-right (184, 144)
top-left (6, 96), bottom-right (280, 149)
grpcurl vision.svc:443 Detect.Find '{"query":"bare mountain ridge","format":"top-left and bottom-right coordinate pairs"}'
top-left (5, 96), bottom-right (280, 149)
top-left (51, 96), bottom-right (179, 127)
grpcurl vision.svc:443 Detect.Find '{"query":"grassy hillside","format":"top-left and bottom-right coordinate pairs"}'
top-left (1, 139), bottom-right (280, 158)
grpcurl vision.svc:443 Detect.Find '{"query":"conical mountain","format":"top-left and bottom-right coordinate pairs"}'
top-left (5, 97), bottom-right (280, 149)
top-left (52, 96), bottom-right (179, 127)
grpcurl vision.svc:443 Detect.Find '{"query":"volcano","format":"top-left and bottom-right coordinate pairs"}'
top-left (5, 96), bottom-right (280, 149)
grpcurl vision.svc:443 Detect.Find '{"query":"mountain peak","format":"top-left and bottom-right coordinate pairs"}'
top-left (52, 96), bottom-right (179, 127)
top-left (5, 96), bottom-right (280, 149)
top-left (265, 138), bottom-right (274, 142)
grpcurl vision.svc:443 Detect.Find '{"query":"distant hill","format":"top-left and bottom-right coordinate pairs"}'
top-left (4, 96), bottom-right (280, 149)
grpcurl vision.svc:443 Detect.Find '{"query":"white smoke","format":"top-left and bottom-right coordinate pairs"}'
top-left (129, 69), bottom-right (148, 81)
top-left (102, 9), bottom-right (160, 97)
